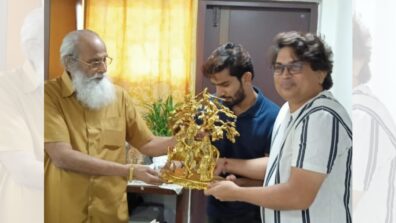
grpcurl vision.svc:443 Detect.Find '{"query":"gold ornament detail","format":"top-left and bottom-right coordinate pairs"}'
top-left (160, 88), bottom-right (239, 190)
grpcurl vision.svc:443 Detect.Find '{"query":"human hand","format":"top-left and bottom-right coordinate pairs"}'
top-left (224, 174), bottom-right (250, 186)
top-left (225, 174), bottom-right (237, 182)
top-left (133, 164), bottom-right (163, 185)
top-left (204, 180), bottom-right (239, 201)
top-left (214, 158), bottom-right (227, 175)
top-left (165, 160), bottom-right (183, 172)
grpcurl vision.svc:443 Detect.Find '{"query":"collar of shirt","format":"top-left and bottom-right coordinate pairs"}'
top-left (61, 71), bottom-right (75, 98)
top-left (289, 90), bottom-right (333, 120)
top-left (237, 86), bottom-right (265, 118)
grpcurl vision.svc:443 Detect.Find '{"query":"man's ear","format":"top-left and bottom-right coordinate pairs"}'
top-left (241, 72), bottom-right (253, 84)
top-left (64, 56), bottom-right (74, 70)
top-left (318, 71), bottom-right (327, 85)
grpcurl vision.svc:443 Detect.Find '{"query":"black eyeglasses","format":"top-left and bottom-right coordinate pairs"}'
top-left (272, 61), bottom-right (304, 76)
top-left (73, 56), bottom-right (113, 69)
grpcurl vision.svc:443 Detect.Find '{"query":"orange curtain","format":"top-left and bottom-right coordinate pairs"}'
top-left (85, 0), bottom-right (197, 110)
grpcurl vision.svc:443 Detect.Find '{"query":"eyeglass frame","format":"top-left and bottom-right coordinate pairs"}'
top-left (272, 61), bottom-right (304, 76)
top-left (71, 56), bottom-right (113, 69)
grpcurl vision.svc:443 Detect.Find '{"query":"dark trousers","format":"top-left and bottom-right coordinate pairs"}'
top-left (207, 211), bottom-right (261, 223)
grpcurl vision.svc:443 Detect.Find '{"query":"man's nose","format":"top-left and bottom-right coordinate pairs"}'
top-left (97, 62), bottom-right (107, 73)
top-left (216, 86), bottom-right (225, 97)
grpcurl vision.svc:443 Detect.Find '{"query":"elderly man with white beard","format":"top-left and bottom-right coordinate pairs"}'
top-left (44, 30), bottom-right (176, 223)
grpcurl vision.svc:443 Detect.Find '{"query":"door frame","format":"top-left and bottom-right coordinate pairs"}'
top-left (195, 0), bottom-right (319, 93)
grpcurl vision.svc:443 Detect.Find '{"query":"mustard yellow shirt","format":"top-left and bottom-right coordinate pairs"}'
top-left (45, 72), bottom-right (153, 223)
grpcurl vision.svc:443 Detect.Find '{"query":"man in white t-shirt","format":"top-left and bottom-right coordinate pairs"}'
top-left (205, 31), bottom-right (352, 223)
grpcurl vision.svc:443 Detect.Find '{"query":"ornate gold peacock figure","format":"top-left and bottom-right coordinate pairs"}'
top-left (160, 89), bottom-right (239, 190)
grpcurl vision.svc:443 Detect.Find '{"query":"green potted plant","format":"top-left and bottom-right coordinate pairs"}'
top-left (142, 95), bottom-right (179, 167)
top-left (127, 96), bottom-right (178, 165)
top-left (144, 95), bottom-right (179, 136)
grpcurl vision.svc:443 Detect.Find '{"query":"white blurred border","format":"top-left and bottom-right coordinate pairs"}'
top-left (0, 0), bottom-right (44, 222)
top-left (0, 0), bottom-right (7, 70)
top-left (353, 0), bottom-right (396, 222)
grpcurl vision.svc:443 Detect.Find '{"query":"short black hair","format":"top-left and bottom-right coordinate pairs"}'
top-left (270, 31), bottom-right (334, 90)
top-left (202, 42), bottom-right (254, 80)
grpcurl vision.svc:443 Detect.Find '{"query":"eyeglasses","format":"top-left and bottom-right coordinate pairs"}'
top-left (73, 56), bottom-right (113, 69)
top-left (272, 61), bottom-right (304, 76)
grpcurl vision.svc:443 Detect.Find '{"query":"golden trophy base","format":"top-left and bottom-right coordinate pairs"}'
top-left (161, 168), bottom-right (224, 190)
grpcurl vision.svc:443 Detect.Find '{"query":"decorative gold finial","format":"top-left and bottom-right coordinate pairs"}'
top-left (160, 88), bottom-right (239, 190)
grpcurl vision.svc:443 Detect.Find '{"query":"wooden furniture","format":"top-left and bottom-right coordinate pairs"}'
top-left (127, 183), bottom-right (189, 223)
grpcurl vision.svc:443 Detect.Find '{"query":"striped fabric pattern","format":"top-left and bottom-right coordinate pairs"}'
top-left (262, 91), bottom-right (352, 223)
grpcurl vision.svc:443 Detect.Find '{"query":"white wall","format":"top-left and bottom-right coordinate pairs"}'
top-left (318, 0), bottom-right (352, 112)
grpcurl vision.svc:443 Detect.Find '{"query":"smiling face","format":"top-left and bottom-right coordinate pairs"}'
top-left (274, 47), bottom-right (326, 112)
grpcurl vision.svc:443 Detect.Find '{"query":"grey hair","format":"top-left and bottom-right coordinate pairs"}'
top-left (60, 31), bottom-right (80, 67)
top-left (60, 30), bottom-right (102, 67)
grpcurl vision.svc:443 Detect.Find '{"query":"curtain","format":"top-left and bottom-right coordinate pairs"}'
top-left (85, 0), bottom-right (197, 111)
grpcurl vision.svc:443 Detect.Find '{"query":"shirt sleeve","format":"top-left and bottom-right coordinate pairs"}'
top-left (290, 110), bottom-right (347, 174)
top-left (124, 92), bottom-right (154, 149)
top-left (44, 86), bottom-right (70, 143)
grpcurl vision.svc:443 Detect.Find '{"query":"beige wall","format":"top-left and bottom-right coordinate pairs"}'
top-left (6, 0), bottom-right (41, 69)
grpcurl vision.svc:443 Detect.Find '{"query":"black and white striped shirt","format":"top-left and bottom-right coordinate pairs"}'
top-left (262, 90), bottom-right (352, 223)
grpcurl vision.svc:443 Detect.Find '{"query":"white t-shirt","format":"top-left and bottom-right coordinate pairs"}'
top-left (261, 90), bottom-right (352, 223)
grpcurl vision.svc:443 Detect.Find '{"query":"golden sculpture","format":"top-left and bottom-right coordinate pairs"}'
top-left (160, 89), bottom-right (239, 190)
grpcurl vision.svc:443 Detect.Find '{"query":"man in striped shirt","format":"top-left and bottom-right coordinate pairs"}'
top-left (206, 31), bottom-right (352, 223)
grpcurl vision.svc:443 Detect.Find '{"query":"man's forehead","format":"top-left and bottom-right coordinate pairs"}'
top-left (276, 47), bottom-right (298, 63)
top-left (76, 37), bottom-right (107, 59)
top-left (210, 68), bottom-right (232, 79)
top-left (210, 74), bottom-right (236, 85)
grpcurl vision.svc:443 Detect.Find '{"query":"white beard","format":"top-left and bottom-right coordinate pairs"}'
top-left (70, 70), bottom-right (116, 110)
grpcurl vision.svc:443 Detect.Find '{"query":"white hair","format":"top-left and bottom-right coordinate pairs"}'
top-left (70, 69), bottom-right (116, 110)
top-left (59, 31), bottom-right (80, 67)
top-left (60, 30), bottom-right (100, 67)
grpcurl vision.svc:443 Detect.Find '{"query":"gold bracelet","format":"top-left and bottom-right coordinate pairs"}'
top-left (128, 164), bottom-right (135, 181)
